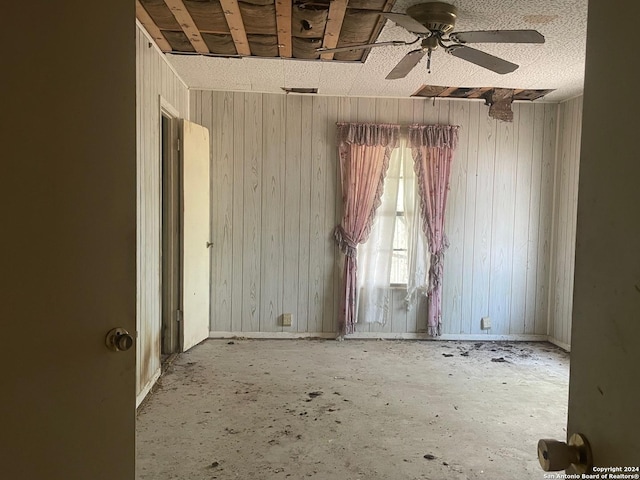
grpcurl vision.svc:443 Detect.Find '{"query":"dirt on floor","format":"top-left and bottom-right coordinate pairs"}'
top-left (136, 339), bottom-right (569, 480)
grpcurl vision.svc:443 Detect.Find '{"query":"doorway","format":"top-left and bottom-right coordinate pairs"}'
top-left (161, 105), bottom-right (181, 355)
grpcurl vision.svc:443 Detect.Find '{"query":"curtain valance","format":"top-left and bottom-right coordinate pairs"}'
top-left (337, 123), bottom-right (401, 148)
top-left (408, 124), bottom-right (459, 149)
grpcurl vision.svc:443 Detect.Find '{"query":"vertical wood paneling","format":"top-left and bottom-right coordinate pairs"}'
top-left (283, 96), bottom-right (302, 332)
top-left (548, 96), bottom-right (582, 346)
top-left (488, 105), bottom-right (517, 334)
top-left (242, 93), bottom-right (262, 332)
top-left (536, 103), bottom-right (559, 335)
top-left (136, 25), bottom-right (188, 397)
top-left (510, 104), bottom-right (534, 334)
top-left (460, 101), bottom-right (480, 334)
top-left (260, 94), bottom-right (285, 332)
top-left (231, 92), bottom-right (245, 333)
top-left (297, 96), bottom-right (313, 332)
top-left (524, 103), bottom-right (545, 334)
top-left (442, 100), bottom-right (469, 334)
top-left (210, 91), bottom-right (234, 331)
top-left (471, 107), bottom-right (497, 334)
top-left (194, 91), bottom-right (568, 339)
top-left (308, 97), bottom-right (328, 333)
top-left (423, 98), bottom-right (440, 124)
top-left (357, 97), bottom-right (376, 123)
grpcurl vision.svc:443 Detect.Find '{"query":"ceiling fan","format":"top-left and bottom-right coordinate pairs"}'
top-left (317, 2), bottom-right (545, 79)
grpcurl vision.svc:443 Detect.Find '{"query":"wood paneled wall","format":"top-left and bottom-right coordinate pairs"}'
top-left (548, 96), bottom-right (583, 349)
top-left (136, 23), bottom-right (189, 399)
top-left (192, 91), bottom-right (561, 337)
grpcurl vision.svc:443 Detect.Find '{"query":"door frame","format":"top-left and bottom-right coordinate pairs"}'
top-left (160, 97), bottom-right (182, 354)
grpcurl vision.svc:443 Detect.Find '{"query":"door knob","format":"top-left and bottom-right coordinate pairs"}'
top-left (105, 328), bottom-right (134, 352)
top-left (538, 433), bottom-right (593, 474)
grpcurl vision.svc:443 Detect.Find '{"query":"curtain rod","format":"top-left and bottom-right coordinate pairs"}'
top-left (336, 122), bottom-right (461, 132)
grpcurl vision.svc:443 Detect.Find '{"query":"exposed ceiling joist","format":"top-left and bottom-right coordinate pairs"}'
top-left (467, 87), bottom-right (493, 98)
top-left (275, 0), bottom-right (292, 58)
top-left (219, 0), bottom-right (251, 56)
top-left (136, 0), bottom-right (172, 52)
top-left (320, 0), bottom-right (349, 61)
top-left (164, 0), bottom-right (209, 54)
top-left (361, 0), bottom-right (396, 63)
top-left (441, 86), bottom-right (459, 96)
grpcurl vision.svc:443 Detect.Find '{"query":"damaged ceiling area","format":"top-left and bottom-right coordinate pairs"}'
top-left (137, 0), bottom-right (588, 109)
top-left (136, 0), bottom-right (394, 61)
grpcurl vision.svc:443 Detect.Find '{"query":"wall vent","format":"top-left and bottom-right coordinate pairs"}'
top-left (281, 87), bottom-right (318, 94)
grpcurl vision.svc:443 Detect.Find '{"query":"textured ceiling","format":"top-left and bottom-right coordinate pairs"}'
top-left (165, 0), bottom-right (588, 102)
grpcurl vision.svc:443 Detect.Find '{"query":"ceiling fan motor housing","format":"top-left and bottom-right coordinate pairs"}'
top-left (406, 2), bottom-right (458, 34)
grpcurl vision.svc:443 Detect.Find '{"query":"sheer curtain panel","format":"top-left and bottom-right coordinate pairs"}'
top-left (334, 123), bottom-right (400, 336)
top-left (357, 141), bottom-right (430, 327)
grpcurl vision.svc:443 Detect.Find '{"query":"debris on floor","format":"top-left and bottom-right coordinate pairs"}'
top-left (136, 339), bottom-right (569, 480)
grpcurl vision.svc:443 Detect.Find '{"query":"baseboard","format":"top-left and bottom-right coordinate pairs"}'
top-left (547, 336), bottom-right (571, 352)
top-left (348, 332), bottom-right (549, 341)
top-left (209, 331), bottom-right (337, 339)
top-left (209, 331), bottom-right (549, 342)
top-left (136, 367), bottom-right (162, 408)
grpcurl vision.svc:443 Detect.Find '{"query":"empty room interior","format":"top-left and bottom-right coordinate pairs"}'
top-left (41, 0), bottom-right (635, 478)
top-left (135, 1), bottom-right (586, 478)
top-left (6, 0), bottom-right (640, 478)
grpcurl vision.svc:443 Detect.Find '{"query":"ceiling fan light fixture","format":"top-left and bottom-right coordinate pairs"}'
top-left (406, 2), bottom-right (458, 34)
top-left (317, 2), bottom-right (545, 79)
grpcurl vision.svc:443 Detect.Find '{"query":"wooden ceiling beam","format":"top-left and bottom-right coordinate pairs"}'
top-left (320, 0), bottom-right (349, 60)
top-left (136, 0), bottom-right (172, 52)
top-left (362, 0), bottom-right (396, 62)
top-left (440, 86), bottom-right (459, 97)
top-left (219, 0), bottom-right (251, 56)
top-left (164, 0), bottom-right (209, 53)
top-left (467, 86), bottom-right (492, 98)
top-left (275, 1), bottom-right (292, 58)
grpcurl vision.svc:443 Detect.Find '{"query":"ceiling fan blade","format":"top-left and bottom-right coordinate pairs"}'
top-left (449, 30), bottom-right (545, 44)
top-left (381, 13), bottom-right (431, 34)
top-left (386, 49), bottom-right (427, 80)
top-left (317, 40), bottom-right (411, 54)
top-left (446, 45), bottom-right (518, 74)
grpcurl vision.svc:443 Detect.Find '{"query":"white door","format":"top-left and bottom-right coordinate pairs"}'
top-left (3, 0), bottom-right (136, 478)
top-left (564, 0), bottom-right (640, 469)
top-left (181, 119), bottom-right (211, 351)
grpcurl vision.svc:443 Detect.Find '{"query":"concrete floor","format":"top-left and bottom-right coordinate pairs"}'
top-left (136, 339), bottom-right (569, 480)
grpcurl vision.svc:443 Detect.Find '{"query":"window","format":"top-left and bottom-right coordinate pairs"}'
top-left (358, 142), bottom-right (414, 288)
top-left (389, 153), bottom-right (409, 285)
top-left (356, 141), bottom-right (429, 325)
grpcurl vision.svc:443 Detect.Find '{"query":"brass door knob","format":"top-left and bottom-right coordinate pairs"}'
top-left (105, 328), bottom-right (134, 352)
top-left (538, 433), bottom-right (593, 474)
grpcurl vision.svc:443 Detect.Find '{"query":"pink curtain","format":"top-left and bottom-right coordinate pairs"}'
top-left (409, 125), bottom-right (459, 336)
top-left (335, 123), bottom-right (400, 336)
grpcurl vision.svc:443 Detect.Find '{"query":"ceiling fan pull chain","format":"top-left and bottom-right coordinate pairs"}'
top-left (426, 49), bottom-right (433, 74)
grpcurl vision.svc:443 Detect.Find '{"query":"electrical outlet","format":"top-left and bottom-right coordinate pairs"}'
top-left (481, 317), bottom-right (491, 330)
top-left (282, 313), bottom-right (292, 327)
